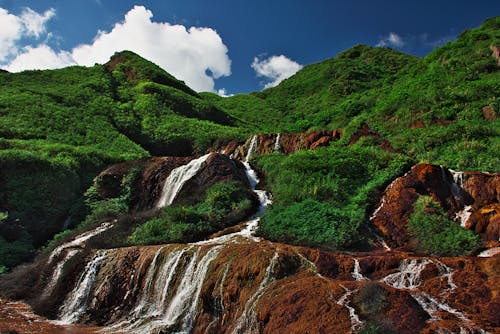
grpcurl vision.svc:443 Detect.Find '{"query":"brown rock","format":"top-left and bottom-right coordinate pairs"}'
top-left (370, 164), bottom-right (500, 248)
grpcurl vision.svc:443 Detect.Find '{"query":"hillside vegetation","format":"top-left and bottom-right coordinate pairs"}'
top-left (0, 17), bottom-right (499, 270)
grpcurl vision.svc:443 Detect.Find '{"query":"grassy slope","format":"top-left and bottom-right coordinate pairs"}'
top-left (0, 51), bottom-right (243, 269)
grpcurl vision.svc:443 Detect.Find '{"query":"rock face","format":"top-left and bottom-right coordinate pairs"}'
top-left (3, 241), bottom-right (498, 334)
top-left (370, 164), bottom-right (500, 248)
top-left (221, 130), bottom-right (342, 160)
top-left (95, 153), bottom-right (248, 210)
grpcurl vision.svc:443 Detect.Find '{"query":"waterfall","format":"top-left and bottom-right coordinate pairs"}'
top-left (434, 260), bottom-right (457, 294)
top-left (455, 205), bottom-right (472, 227)
top-left (197, 141), bottom-right (271, 245)
top-left (232, 252), bottom-right (279, 334)
top-left (156, 153), bottom-right (211, 208)
top-left (127, 247), bottom-right (186, 323)
top-left (58, 250), bottom-right (108, 323)
top-left (273, 133), bottom-right (281, 152)
top-left (42, 249), bottom-right (81, 299)
top-left (412, 293), bottom-right (488, 333)
top-left (337, 285), bottom-right (363, 332)
top-left (48, 221), bottom-right (113, 264)
top-left (352, 259), bottom-right (368, 281)
top-left (382, 259), bottom-right (432, 290)
top-left (245, 135), bottom-right (258, 162)
top-left (111, 245), bottom-right (221, 334)
top-left (478, 247), bottom-right (500, 257)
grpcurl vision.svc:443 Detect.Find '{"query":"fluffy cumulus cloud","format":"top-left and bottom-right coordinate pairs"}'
top-left (1, 5), bottom-right (231, 92)
top-left (376, 32), bottom-right (405, 48)
top-left (0, 7), bottom-right (54, 62)
top-left (251, 55), bottom-right (302, 88)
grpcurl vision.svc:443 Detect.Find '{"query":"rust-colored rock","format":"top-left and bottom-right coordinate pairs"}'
top-left (370, 164), bottom-right (500, 248)
top-left (95, 153), bottom-right (248, 210)
top-left (482, 105), bottom-right (497, 120)
top-left (222, 130), bottom-right (342, 160)
top-left (348, 122), bottom-right (398, 152)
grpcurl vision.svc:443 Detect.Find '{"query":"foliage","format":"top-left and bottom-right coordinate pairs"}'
top-left (129, 181), bottom-right (254, 244)
top-left (259, 199), bottom-right (356, 247)
top-left (256, 144), bottom-right (413, 247)
top-left (408, 196), bottom-right (480, 256)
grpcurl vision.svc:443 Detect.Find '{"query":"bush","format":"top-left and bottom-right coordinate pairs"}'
top-left (259, 199), bottom-right (358, 248)
top-left (408, 196), bottom-right (480, 256)
top-left (129, 181), bottom-right (254, 245)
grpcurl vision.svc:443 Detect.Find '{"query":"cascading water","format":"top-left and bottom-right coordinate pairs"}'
top-left (382, 259), bottom-right (432, 290)
top-left (156, 153), bottom-right (211, 208)
top-left (232, 252), bottom-right (279, 334)
top-left (42, 249), bottom-right (81, 299)
top-left (352, 259), bottom-right (368, 281)
top-left (48, 221), bottom-right (113, 264)
top-left (273, 133), bottom-right (281, 152)
top-left (198, 135), bottom-right (271, 245)
top-left (109, 245), bottom-right (222, 334)
top-left (245, 135), bottom-right (258, 162)
top-left (337, 285), bottom-right (363, 332)
top-left (58, 250), bottom-right (108, 323)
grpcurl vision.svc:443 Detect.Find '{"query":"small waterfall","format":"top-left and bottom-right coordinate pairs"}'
top-left (58, 250), bottom-right (108, 323)
top-left (337, 285), bottom-right (362, 332)
top-left (412, 293), bottom-right (488, 333)
top-left (128, 247), bottom-right (186, 323)
top-left (434, 260), bottom-right (457, 294)
top-left (382, 259), bottom-right (432, 290)
top-left (156, 153), bottom-right (211, 208)
top-left (455, 205), bottom-right (472, 227)
top-left (232, 252), bottom-right (279, 334)
top-left (112, 245), bottom-right (221, 334)
top-left (245, 135), bottom-right (258, 162)
top-left (273, 133), bottom-right (281, 152)
top-left (478, 247), bottom-right (500, 257)
top-left (352, 259), bottom-right (368, 281)
top-left (42, 249), bottom-right (81, 299)
top-left (48, 221), bottom-right (113, 264)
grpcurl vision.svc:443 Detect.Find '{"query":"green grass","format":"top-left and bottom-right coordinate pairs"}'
top-left (129, 181), bottom-right (254, 244)
top-left (408, 196), bottom-right (480, 256)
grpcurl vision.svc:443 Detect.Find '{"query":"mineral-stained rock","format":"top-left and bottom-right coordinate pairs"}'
top-left (370, 164), bottom-right (500, 248)
top-left (222, 130), bottom-right (342, 160)
top-left (95, 153), bottom-right (249, 210)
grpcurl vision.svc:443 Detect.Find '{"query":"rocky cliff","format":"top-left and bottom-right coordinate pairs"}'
top-left (370, 164), bottom-right (500, 250)
top-left (221, 130), bottom-right (342, 160)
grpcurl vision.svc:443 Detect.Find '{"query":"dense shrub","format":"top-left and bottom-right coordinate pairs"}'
top-left (256, 144), bottom-right (413, 247)
top-left (129, 181), bottom-right (254, 245)
top-left (259, 199), bottom-right (357, 247)
top-left (408, 196), bottom-right (480, 256)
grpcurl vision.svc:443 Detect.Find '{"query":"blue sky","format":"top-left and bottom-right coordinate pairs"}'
top-left (0, 1), bottom-right (498, 94)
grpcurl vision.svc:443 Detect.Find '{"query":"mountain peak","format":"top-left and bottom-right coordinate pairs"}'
top-left (104, 50), bottom-right (199, 97)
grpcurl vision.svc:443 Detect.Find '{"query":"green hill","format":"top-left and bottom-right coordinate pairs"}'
top-left (0, 17), bottom-right (499, 271)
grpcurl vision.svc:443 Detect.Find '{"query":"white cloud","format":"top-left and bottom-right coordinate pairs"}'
top-left (216, 88), bottom-right (233, 97)
top-left (0, 8), bottom-right (23, 62)
top-left (20, 7), bottom-right (55, 38)
top-left (0, 7), bottom-right (55, 62)
top-left (5, 45), bottom-right (74, 72)
top-left (251, 54), bottom-right (302, 88)
top-left (2, 5), bottom-right (231, 92)
top-left (376, 32), bottom-right (405, 48)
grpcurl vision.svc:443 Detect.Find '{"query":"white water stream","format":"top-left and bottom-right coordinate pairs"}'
top-left (232, 252), bottom-right (279, 334)
top-left (58, 250), bottom-right (108, 323)
top-left (156, 153), bottom-right (211, 208)
top-left (352, 259), bottom-right (368, 281)
top-left (48, 221), bottom-right (113, 264)
top-left (337, 285), bottom-right (363, 332)
top-left (273, 133), bottom-right (281, 152)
